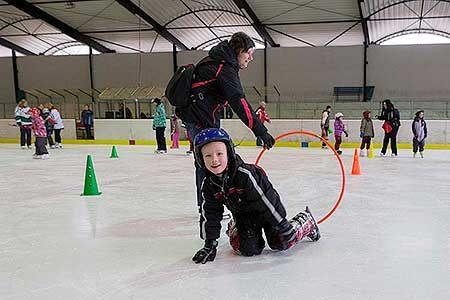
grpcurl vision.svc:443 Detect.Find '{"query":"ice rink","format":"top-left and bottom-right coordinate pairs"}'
top-left (1, 143), bottom-right (449, 300)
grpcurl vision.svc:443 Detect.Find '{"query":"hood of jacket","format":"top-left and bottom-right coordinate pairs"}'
top-left (208, 41), bottom-right (239, 70)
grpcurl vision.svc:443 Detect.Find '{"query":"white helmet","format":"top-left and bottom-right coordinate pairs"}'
top-left (335, 112), bottom-right (343, 119)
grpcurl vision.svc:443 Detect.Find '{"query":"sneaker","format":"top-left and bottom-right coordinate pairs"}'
top-left (420, 151), bottom-right (424, 158)
top-left (21, 146), bottom-right (26, 149)
top-left (305, 206), bottom-right (321, 241)
top-left (42, 154), bottom-right (50, 159)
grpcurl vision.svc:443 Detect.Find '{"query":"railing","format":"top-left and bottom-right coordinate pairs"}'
top-left (1, 96), bottom-right (449, 120)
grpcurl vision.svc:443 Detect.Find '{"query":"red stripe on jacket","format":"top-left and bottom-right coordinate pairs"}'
top-left (240, 98), bottom-right (253, 129)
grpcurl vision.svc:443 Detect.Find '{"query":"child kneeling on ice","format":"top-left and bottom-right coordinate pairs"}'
top-left (192, 128), bottom-right (320, 264)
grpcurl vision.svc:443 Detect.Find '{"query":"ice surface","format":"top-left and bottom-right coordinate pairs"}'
top-left (1, 144), bottom-right (449, 300)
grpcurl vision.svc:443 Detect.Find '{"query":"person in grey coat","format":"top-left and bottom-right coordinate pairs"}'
top-left (359, 110), bottom-right (374, 157)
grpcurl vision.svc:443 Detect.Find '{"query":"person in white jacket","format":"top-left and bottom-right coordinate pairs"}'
top-left (46, 102), bottom-right (64, 148)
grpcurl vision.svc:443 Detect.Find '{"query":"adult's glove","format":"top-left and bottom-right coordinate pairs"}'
top-left (344, 131), bottom-right (349, 137)
top-left (276, 219), bottom-right (296, 250)
top-left (259, 132), bottom-right (276, 149)
top-left (192, 239), bottom-right (218, 264)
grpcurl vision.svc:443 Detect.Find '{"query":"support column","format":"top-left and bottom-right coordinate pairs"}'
top-left (264, 40), bottom-right (267, 103)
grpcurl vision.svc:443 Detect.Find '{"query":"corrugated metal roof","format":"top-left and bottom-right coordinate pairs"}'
top-left (1, 0), bottom-right (450, 56)
top-left (364, 0), bottom-right (450, 43)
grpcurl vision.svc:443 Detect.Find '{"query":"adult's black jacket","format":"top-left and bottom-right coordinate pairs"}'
top-left (176, 41), bottom-right (267, 137)
top-left (199, 154), bottom-right (287, 240)
top-left (377, 108), bottom-right (401, 129)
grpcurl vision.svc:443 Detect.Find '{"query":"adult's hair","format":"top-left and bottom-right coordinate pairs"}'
top-left (326, 105), bottom-right (332, 110)
top-left (152, 98), bottom-right (161, 105)
top-left (383, 99), bottom-right (394, 110)
top-left (229, 32), bottom-right (255, 55)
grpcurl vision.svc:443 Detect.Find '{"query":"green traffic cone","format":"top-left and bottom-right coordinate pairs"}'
top-left (81, 155), bottom-right (102, 196)
top-left (110, 145), bottom-right (119, 158)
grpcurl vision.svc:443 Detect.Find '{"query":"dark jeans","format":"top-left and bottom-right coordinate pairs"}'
top-left (360, 136), bottom-right (371, 150)
top-left (35, 137), bottom-right (48, 155)
top-left (46, 129), bottom-right (54, 146)
top-left (20, 127), bottom-right (32, 146)
top-left (54, 128), bottom-right (63, 143)
top-left (185, 122), bottom-right (206, 209)
top-left (381, 127), bottom-right (399, 155)
top-left (155, 127), bottom-right (167, 151)
top-left (85, 124), bottom-right (92, 139)
top-left (321, 126), bottom-right (329, 147)
top-left (413, 138), bottom-right (425, 153)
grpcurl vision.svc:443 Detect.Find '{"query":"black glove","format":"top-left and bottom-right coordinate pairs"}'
top-left (345, 131), bottom-right (349, 137)
top-left (276, 219), bottom-right (296, 250)
top-left (259, 132), bottom-right (275, 149)
top-left (192, 239), bottom-right (218, 264)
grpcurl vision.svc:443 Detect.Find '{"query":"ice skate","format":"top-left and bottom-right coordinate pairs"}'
top-left (336, 150), bottom-right (342, 155)
top-left (413, 152), bottom-right (416, 158)
top-left (420, 151), bottom-right (424, 158)
top-left (290, 206), bottom-right (320, 242)
top-left (42, 154), bottom-right (50, 159)
top-left (305, 206), bottom-right (321, 241)
top-left (359, 149), bottom-right (365, 157)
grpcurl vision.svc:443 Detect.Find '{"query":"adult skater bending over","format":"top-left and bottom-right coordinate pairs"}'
top-left (192, 128), bottom-right (320, 264)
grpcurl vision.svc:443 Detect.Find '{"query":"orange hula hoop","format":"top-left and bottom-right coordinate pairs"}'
top-left (255, 131), bottom-right (346, 224)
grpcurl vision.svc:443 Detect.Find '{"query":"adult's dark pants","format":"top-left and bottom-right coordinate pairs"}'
top-left (46, 129), bottom-right (54, 146)
top-left (85, 124), bottom-right (92, 139)
top-left (185, 123), bottom-right (205, 210)
top-left (54, 129), bottom-right (63, 143)
top-left (20, 127), bottom-right (32, 147)
top-left (381, 127), bottom-right (399, 155)
top-left (155, 127), bottom-right (167, 151)
top-left (35, 137), bottom-right (48, 155)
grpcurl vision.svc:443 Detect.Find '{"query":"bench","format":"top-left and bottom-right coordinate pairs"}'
top-left (333, 86), bottom-right (374, 102)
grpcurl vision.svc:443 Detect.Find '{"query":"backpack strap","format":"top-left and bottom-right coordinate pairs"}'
top-left (191, 59), bottom-right (225, 89)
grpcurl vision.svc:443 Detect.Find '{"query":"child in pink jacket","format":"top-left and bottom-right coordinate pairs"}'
top-left (29, 108), bottom-right (49, 159)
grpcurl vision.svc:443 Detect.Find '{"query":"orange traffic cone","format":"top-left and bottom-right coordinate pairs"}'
top-left (351, 148), bottom-right (361, 175)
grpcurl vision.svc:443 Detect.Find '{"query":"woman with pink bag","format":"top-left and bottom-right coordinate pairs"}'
top-left (376, 99), bottom-right (401, 157)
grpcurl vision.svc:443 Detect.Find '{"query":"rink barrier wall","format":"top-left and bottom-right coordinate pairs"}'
top-left (1, 119), bottom-right (450, 148)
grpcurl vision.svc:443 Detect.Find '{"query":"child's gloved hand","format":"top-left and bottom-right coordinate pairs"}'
top-left (192, 240), bottom-right (218, 264)
top-left (276, 219), bottom-right (296, 250)
top-left (327, 128), bottom-right (333, 134)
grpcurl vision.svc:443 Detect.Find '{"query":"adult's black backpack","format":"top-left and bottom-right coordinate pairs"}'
top-left (164, 59), bottom-right (225, 108)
